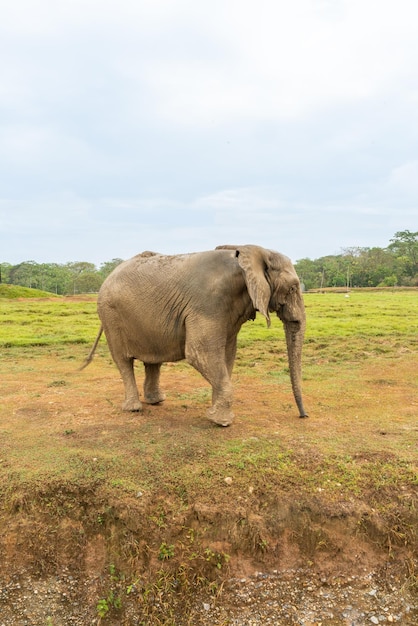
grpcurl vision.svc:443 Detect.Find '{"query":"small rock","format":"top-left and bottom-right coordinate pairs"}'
top-left (203, 603), bottom-right (210, 611)
top-left (370, 617), bottom-right (379, 624)
top-left (224, 476), bottom-right (233, 485)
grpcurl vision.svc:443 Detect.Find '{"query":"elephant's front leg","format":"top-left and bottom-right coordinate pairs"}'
top-left (143, 363), bottom-right (166, 404)
top-left (185, 335), bottom-right (234, 426)
top-left (206, 376), bottom-right (234, 427)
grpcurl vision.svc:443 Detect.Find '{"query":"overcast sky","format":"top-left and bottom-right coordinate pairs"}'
top-left (1, 0), bottom-right (417, 266)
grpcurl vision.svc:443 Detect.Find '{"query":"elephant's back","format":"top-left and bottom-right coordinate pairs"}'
top-left (98, 248), bottom-right (243, 311)
top-left (99, 253), bottom-right (182, 292)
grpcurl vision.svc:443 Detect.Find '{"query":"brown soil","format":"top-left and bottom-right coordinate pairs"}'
top-left (0, 342), bottom-right (417, 624)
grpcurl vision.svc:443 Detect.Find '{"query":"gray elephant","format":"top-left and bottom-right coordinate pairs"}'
top-left (82, 245), bottom-right (307, 426)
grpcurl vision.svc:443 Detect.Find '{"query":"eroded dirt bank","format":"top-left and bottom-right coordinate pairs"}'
top-left (0, 489), bottom-right (417, 625)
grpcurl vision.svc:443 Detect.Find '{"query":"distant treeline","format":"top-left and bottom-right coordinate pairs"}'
top-left (295, 230), bottom-right (417, 290)
top-left (1, 230), bottom-right (417, 294)
top-left (0, 259), bottom-right (123, 296)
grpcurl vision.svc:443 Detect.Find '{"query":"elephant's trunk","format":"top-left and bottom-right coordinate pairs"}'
top-left (284, 318), bottom-right (308, 418)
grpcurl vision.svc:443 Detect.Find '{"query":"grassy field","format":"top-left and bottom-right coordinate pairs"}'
top-left (0, 289), bottom-right (417, 623)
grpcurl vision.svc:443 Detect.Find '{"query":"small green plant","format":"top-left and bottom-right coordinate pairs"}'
top-left (258, 539), bottom-right (269, 552)
top-left (47, 379), bottom-right (67, 387)
top-left (126, 578), bottom-right (140, 595)
top-left (112, 593), bottom-right (122, 610)
top-left (96, 590), bottom-right (122, 618)
top-left (151, 510), bottom-right (167, 528)
top-left (96, 598), bottom-right (110, 618)
top-left (158, 542), bottom-right (175, 560)
top-left (204, 547), bottom-right (230, 570)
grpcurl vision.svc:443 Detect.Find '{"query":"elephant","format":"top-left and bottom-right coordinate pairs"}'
top-left (81, 245), bottom-right (308, 426)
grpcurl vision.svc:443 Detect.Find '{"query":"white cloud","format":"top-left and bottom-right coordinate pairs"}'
top-left (134, 0), bottom-right (418, 125)
top-left (193, 187), bottom-right (282, 212)
top-left (388, 161), bottom-right (418, 195)
top-left (4, 1), bottom-right (418, 128)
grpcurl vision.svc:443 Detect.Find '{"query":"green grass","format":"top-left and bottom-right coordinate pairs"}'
top-left (305, 290), bottom-right (418, 337)
top-left (0, 296), bottom-right (99, 346)
top-left (0, 284), bottom-right (57, 299)
top-left (1, 288), bottom-right (417, 349)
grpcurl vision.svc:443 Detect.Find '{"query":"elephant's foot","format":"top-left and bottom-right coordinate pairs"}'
top-left (144, 391), bottom-right (166, 405)
top-left (206, 406), bottom-right (234, 427)
top-left (122, 398), bottom-right (142, 412)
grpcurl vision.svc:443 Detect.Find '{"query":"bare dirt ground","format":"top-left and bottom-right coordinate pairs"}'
top-left (0, 339), bottom-right (417, 625)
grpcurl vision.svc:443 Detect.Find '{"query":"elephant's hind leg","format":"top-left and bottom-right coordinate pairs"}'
top-left (114, 356), bottom-right (142, 412)
top-left (100, 319), bottom-right (141, 411)
top-left (143, 363), bottom-right (166, 404)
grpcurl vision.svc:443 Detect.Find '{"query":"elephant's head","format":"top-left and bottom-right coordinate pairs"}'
top-left (217, 245), bottom-right (308, 418)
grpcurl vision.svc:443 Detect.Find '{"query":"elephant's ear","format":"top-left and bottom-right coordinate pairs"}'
top-left (233, 246), bottom-right (272, 327)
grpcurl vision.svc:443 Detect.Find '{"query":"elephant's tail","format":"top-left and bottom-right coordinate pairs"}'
top-left (79, 326), bottom-right (104, 370)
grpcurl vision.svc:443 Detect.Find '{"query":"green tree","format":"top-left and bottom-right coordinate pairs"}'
top-left (388, 230), bottom-right (418, 283)
top-left (66, 262), bottom-right (98, 294)
top-left (99, 258), bottom-right (124, 279)
top-left (9, 261), bottom-right (39, 289)
top-left (74, 271), bottom-right (103, 293)
top-left (41, 263), bottom-right (73, 294)
top-left (0, 262), bottom-right (12, 284)
top-left (294, 258), bottom-right (321, 290)
top-left (347, 247), bottom-right (397, 287)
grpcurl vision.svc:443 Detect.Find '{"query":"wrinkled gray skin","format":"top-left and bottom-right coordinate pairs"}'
top-left (82, 245), bottom-right (307, 426)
